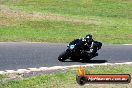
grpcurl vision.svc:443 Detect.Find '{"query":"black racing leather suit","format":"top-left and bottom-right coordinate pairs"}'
top-left (81, 38), bottom-right (95, 54)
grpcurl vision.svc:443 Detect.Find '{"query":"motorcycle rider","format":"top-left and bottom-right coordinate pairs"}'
top-left (82, 34), bottom-right (96, 56)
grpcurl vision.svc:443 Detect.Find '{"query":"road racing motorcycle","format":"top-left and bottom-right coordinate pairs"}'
top-left (58, 39), bottom-right (102, 62)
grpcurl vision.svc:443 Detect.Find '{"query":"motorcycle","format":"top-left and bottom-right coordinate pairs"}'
top-left (58, 39), bottom-right (102, 62)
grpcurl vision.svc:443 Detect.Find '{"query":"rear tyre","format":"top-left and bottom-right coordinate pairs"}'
top-left (58, 51), bottom-right (69, 62)
top-left (94, 41), bottom-right (102, 50)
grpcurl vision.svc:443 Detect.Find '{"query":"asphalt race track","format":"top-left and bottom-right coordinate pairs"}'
top-left (0, 43), bottom-right (132, 70)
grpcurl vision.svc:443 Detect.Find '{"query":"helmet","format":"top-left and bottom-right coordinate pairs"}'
top-left (85, 34), bottom-right (92, 42)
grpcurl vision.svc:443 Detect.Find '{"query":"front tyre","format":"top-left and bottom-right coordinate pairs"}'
top-left (58, 51), bottom-right (69, 62)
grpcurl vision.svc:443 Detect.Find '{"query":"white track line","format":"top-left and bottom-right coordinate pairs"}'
top-left (122, 44), bottom-right (132, 45)
top-left (0, 62), bottom-right (132, 74)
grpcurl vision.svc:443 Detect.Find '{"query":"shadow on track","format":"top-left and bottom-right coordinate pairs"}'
top-left (63, 59), bottom-right (107, 63)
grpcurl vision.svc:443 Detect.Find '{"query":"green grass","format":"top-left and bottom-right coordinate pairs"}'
top-left (0, 64), bottom-right (132, 88)
top-left (1, 0), bottom-right (132, 18)
top-left (0, 19), bottom-right (131, 43)
top-left (0, 0), bottom-right (132, 44)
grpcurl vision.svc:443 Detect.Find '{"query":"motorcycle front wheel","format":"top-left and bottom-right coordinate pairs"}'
top-left (58, 51), bottom-right (69, 62)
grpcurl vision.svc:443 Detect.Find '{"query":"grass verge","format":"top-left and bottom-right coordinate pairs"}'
top-left (0, 64), bottom-right (132, 88)
top-left (0, 0), bottom-right (132, 44)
